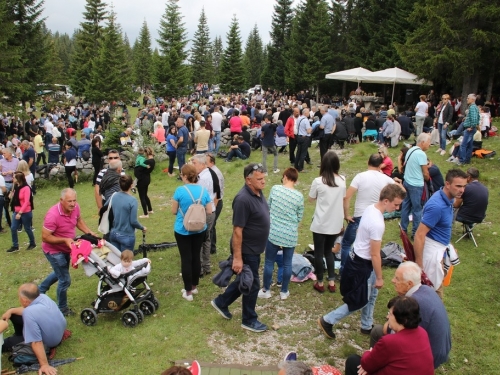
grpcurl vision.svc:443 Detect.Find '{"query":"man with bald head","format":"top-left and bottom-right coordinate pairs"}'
top-left (2, 283), bottom-right (66, 375)
top-left (39, 189), bottom-right (94, 316)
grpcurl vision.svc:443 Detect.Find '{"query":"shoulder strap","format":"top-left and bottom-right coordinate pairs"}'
top-left (179, 185), bottom-right (203, 217)
top-left (403, 148), bottom-right (419, 168)
top-left (108, 192), bottom-right (116, 208)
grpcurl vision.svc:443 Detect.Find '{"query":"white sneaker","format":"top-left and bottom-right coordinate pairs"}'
top-left (181, 288), bottom-right (198, 295)
top-left (273, 169), bottom-right (280, 174)
top-left (440, 150), bottom-right (446, 156)
top-left (446, 156), bottom-right (455, 162)
top-left (436, 148), bottom-right (442, 153)
top-left (258, 289), bottom-right (272, 299)
top-left (280, 291), bottom-right (290, 300)
top-left (182, 290), bottom-right (193, 301)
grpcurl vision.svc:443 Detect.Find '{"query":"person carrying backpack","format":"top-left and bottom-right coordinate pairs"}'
top-left (171, 163), bottom-right (212, 302)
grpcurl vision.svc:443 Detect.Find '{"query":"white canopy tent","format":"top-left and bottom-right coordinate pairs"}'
top-left (325, 67), bottom-right (372, 82)
top-left (358, 67), bottom-right (433, 103)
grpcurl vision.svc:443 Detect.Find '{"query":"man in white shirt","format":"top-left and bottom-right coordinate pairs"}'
top-left (207, 153), bottom-right (224, 255)
top-left (318, 184), bottom-right (406, 339)
top-left (44, 117), bottom-right (54, 151)
top-left (210, 107), bottom-right (223, 153)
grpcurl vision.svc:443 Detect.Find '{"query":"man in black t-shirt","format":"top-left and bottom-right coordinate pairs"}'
top-left (454, 167), bottom-right (488, 223)
top-left (211, 163), bottom-right (270, 333)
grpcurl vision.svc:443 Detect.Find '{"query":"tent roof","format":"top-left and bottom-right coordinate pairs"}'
top-left (325, 67), bottom-right (372, 82)
top-left (358, 67), bottom-right (432, 85)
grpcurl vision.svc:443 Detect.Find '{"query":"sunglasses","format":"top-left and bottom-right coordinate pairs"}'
top-left (244, 163), bottom-right (264, 178)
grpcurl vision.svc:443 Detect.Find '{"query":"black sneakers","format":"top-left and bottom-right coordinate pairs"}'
top-left (26, 244), bottom-right (37, 251)
top-left (318, 317), bottom-right (336, 339)
top-left (6, 246), bottom-right (19, 253)
top-left (60, 307), bottom-right (75, 317)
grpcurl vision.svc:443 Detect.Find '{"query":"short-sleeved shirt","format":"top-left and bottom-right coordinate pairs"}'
top-left (261, 123), bottom-right (276, 147)
top-left (268, 185), bottom-right (304, 247)
top-left (232, 184), bottom-right (270, 255)
top-left (297, 116), bottom-right (311, 136)
top-left (320, 112), bottom-right (335, 134)
top-left (415, 101), bottom-right (428, 117)
top-left (166, 134), bottom-right (177, 152)
top-left (195, 129), bottom-right (211, 151)
top-left (0, 174), bottom-right (5, 196)
top-left (42, 203), bottom-right (81, 255)
top-left (22, 148), bottom-right (36, 174)
top-left (0, 158), bottom-right (19, 183)
top-left (309, 175), bottom-right (346, 235)
top-left (404, 147), bottom-right (427, 187)
top-left (350, 170), bottom-right (395, 217)
top-left (173, 184), bottom-right (212, 235)
top-left (238, 141), bottom-right (251, 158)
top-left (353, 204), bottom-right (385, 260)
top-left (23, 294), bottom-right (66, 347)
top-left (457, 180), bottom-right (488, 222)
top-left (421, 189), bottom-right (453, 245)
top-left (177, 125), bottom-right (189, 148)
top-left (33, 135), bottom-right (44, 153)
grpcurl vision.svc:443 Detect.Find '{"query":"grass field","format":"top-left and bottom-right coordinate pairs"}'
top-left (1, 115), bottom-right (499, 374)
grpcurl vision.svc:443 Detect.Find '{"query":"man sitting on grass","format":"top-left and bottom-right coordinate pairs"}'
top-left (1, 283), bottom-right (67, 375)
top-left (225, 135), bottom-right (251, 162)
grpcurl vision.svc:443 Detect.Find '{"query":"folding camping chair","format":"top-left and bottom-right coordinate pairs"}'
top-left (455, 218), bottom-right (484, 247)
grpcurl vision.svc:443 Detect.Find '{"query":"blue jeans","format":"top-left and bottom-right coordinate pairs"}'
top-left (263, 240), bottom-right (294, 293)
top-left (109, 230), bottom-right (136, 252)
top-left (177, 147), bottom-right (187, 171)
top-left (214, 253), bottom-right (261, 325)
top-left (213, 131), bottom-right (221, 153)
top-left (226, 148), bottom-right (246, 161)
top-left (438, 123), bottom-right (447, 150)
top-left (400, 182), bottom-right (424, 237)
top-left (11, 211), bottom-right (35, 247)
top-left (340, 217), bottom-right (361, 273)
top-left (323, 271), bottom-right (378, 330)
top-left (459, 128), bottom-right (474, 164)
top-left (39, 252), bottom-right (71, 310)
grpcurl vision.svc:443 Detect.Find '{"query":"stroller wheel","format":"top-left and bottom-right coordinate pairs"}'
top-left (136, 309), bottom-right (144, 324)
top-left (139, 300), bottom-right (156, 316)
top-left (122, 311), bottom-right (139, 328)
top-left (150, 296), bottom-right (160, 311)
top-left (81, 308), bottom-right (98, 326)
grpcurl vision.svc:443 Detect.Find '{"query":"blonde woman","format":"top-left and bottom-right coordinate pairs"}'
top-left (16, 160), bottom-right (34, 187)
top-left (378, 146), bottom-right (394, 177)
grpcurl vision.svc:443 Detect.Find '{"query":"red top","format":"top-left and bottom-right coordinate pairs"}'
top-left (285, 116), bottom-right (296, 138)
top-left (361, 327), bottom-right (434, 375)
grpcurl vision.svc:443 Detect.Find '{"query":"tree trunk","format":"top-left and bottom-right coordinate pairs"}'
top-left (461, 71), bottom-right (479, 113)
top-left (316, 84), bottom-right (319, 103)
top-left (486, 67), bottom-right (495, 102)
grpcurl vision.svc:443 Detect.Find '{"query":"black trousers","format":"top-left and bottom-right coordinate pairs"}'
top-left (210, 199), bottom-right (223, 254)
top-left (36, 152), bottom-right (46, 166)
top-left (312, 232), bottom-right (338, 281)
top-left (319, 134), bottom-right (332, 161)
top-left (174, 231), bottom-right (206, 292)
top-left (92, 161), bottom-right (101, 185)
top-left (294, 136), bottom-right (309, 171)
top-left (345, 355), bottom-right (362, 375)
top-left (65, 166), bottom-right (76, 188)
top-left (2, 313), bottom-right (24, 352)
top-left (289, 137), bottom-right (297, 163)
top-left (167, 151), bottom-right (177, 174)
top-left (137, 180), bottom-right (152, 215)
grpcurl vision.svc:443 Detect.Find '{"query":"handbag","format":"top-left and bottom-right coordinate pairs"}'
top-left (98, 193), bottom-right (116, 234)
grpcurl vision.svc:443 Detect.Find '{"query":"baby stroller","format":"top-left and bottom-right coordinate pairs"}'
top-left (72, 238), bottom-right (159, 328)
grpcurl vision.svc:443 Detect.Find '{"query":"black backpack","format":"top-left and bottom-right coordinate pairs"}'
top-left (82, 150), bottom-right (91, 161)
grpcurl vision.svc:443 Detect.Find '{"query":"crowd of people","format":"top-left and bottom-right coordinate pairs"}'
top-left (0, 87), bottom-right (494, 374)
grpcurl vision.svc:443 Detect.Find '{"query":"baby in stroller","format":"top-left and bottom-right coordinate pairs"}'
top-left (108, 250), bottom-right (151, 279)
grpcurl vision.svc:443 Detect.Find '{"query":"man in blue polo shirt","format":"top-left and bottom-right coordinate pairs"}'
top-left (414, 169), bottom-right (468, 294)
top-left (319, 106), bottom-right (335, 161)
top-left (175, 117), bottom-right (189, 179)
top-left (211, 163), bottom-right (270, 333)
top-left (1, 283), bottom-right (66, 374)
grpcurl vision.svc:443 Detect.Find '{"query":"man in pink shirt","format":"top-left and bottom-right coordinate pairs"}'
top-left (39, 188), bottom-right (94, 316)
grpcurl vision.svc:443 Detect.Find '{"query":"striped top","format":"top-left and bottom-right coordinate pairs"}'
top-left (268, 185), bottom-right (304, 247)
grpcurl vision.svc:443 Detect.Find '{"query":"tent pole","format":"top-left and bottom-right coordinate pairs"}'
top-left (391, 82), bottom-right (395, 105)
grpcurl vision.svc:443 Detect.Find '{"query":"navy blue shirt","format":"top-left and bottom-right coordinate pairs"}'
top-left (238, 141), bottom-right (251, 158)
top-left (232, 184), bottom-right (270, 255)
top-left (457, 180), bottom-right (488, 222)
top-left (177, 125), bottom-right (189, 148)
top-left (261, 123), bottom-right (276, 147)
top-left (22, 147), bottom-right (36, 175)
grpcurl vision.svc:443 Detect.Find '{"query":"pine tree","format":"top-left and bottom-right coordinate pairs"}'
top-left (211, 36), bottom-right (223, 84)
top-left (285, 0), bottom-right (331, 93)
top-left (220, 16), bottom-right (245, 93)
top-left (189, 8), bottom-right (212, 85)
top-left (156, 0), bottom-right (189, 97)
top-left (6, 0), bottom-right (48, 104)
top-left (151, 48), bottom-right (162, 84)
top-left (52, 32), bottom-right (74, 81)
top-left (261, 0), bottom-right (293, 90)
top-left (87, 9), bottom-right (132, 103)
top-left (243, 25), bottom-right (264, 87)
top-left (0, 0), bottom-right (24, 102)
top-left (69, 0), bottom-right (107, 98)
top-left (133, 21), bottom-right (153, 89)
